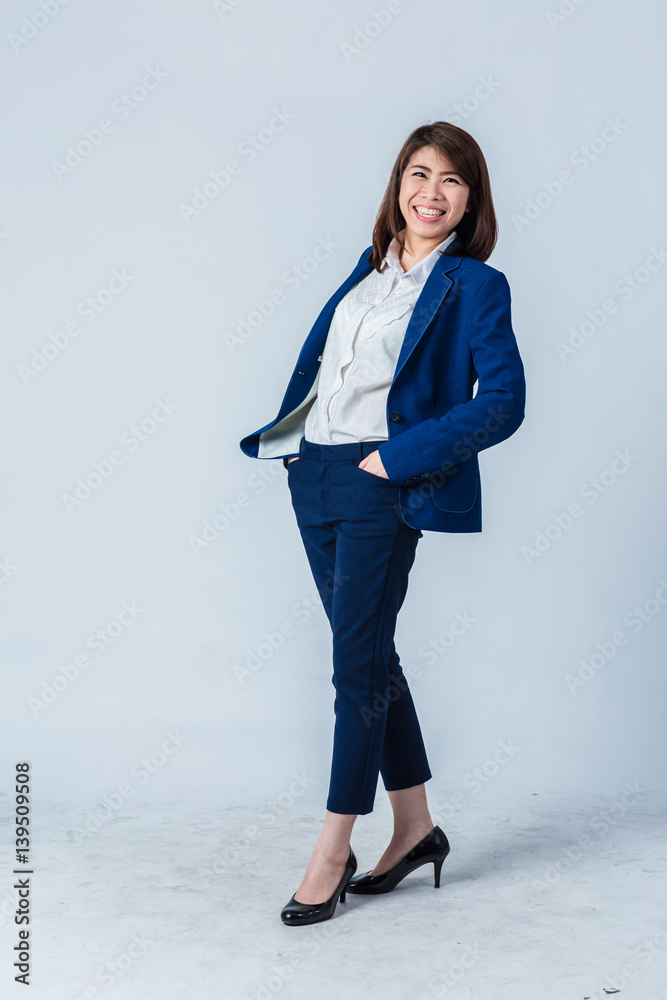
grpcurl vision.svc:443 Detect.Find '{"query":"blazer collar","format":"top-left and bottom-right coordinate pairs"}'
top-left (383, 229), bottom-right (460, 285)
top-left (434, 233), bottom-right (464, 272)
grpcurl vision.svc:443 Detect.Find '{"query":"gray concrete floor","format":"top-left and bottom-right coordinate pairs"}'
top-left (3, 786), bottom-right (667, 1000)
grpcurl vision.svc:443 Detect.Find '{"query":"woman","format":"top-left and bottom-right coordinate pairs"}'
top-left (239, 121), bottom-right (526, 926)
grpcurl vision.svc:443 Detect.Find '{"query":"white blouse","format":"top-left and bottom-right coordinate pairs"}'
top-left (304, 229), bottom-right (458, 444)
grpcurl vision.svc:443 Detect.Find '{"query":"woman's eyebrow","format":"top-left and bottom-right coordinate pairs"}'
top-left (410, 164), bottom-right (460, 175)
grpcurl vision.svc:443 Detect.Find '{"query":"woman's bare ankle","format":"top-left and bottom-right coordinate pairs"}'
top-left (311, 838), bottom-right (351, 866)
top-left (391, 820), bottom-right (434, 850)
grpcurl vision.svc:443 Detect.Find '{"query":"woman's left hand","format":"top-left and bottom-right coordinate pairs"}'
top-left (358, 450), bottom-right (389, 478)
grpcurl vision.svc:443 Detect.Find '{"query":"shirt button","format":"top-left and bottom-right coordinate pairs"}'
top-left (389, 412), bottom-right (401, 422)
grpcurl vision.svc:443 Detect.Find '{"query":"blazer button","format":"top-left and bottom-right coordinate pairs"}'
top-left (389, 412), bottom-right (401, 422)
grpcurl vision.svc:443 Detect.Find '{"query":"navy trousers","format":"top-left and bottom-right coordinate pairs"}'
top-left (286, 436), bottom-right (432, 815)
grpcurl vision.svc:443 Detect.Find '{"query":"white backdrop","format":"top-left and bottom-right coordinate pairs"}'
top-left (2, 0), bottom-right (666, 824)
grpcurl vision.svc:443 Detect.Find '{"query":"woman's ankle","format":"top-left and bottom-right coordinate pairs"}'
top-left (391, 820), bottom-right (434, 848)
top-left (311, 840), bottom-right (351, 866)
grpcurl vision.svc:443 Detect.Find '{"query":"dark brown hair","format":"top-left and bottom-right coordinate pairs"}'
top-left (369, 121), bottom-right (498, 270)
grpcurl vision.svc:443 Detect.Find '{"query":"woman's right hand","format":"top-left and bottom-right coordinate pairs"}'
top-left (287, 456), bottom-right (300, 463)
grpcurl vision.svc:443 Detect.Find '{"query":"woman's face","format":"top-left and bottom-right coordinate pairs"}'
top-left (398, 145), bottom-right (471, 244)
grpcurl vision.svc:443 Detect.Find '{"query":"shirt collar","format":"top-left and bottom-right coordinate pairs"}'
top-left (382, 229), bottom-right (458, 285)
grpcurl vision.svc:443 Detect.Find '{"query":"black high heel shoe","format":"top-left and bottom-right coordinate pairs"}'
top-left (280, 847), bottom-right (357, 926)
top-left (345, 826), bottom-right (450, 895)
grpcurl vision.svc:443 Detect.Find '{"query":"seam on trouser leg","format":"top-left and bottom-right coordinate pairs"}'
top-left (373, 535), bottom-right (423, 792)
top-left (354, 523), bottom-right (405, 814)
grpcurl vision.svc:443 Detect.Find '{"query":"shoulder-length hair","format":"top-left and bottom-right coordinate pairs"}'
top-left (369, 121), bottom-right (498, 271)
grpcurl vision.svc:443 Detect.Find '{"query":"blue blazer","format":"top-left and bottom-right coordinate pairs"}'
top-left (239, 237), bottom-right (526, 533)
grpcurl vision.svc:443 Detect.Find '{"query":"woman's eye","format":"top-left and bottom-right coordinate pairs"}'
top-left (412, 171), bottom-right (460, 183)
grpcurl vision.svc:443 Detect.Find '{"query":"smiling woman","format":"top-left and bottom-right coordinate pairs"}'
top-left (400, 149), bottom-right (470, 229)
top-left (239, 120), bottom-right (526, 926)
top-left (370, 123), bottom-right (499, 270)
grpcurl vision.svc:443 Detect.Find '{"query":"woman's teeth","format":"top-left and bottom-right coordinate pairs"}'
top-left (414, 207), bottom-right (444, 218)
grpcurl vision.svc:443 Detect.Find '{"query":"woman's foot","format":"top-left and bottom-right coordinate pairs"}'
top-left (293, 845), bottom-right (352, 903)
top-left (367, 821), bottom-right (435, 876)
top-left (281, 848), bottom-right (357, 925)
top-left (346, 826), bottom-right (449, 894)
top-left (291, 810), bottom-right (358, 904)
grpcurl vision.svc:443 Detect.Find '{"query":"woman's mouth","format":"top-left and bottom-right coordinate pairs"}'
top-left (413, 205), bottom-right (446, 222)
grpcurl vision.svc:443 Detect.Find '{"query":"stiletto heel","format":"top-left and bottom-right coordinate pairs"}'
top-left (280, 848), bottom-right (357, 926)
top-left (346, 826), bottom-right (450, 895)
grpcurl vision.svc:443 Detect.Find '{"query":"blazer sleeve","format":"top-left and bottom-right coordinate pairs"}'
top-left (377, 269), bottom-right (526, 483)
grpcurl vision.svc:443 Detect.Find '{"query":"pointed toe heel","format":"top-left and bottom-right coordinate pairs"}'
top-left (346, 825), bottom-right (450, 895)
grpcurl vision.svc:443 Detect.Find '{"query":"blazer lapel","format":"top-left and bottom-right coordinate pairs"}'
top-left (392, 249), bottom-right (463, 382)
top-left (269, 252), bottom-right (375, 428)
top-left (307, 252), bottom-right (374, 362)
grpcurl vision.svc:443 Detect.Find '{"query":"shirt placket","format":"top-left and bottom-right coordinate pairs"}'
top-left (324, 270), bottom-right (400, 430)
